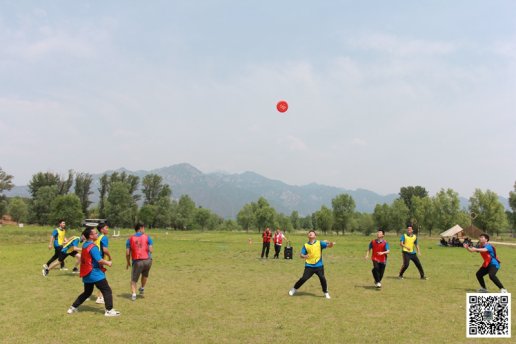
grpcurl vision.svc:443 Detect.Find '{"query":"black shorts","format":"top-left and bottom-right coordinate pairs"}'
top-left (58, 250), bottom-right (78, 262)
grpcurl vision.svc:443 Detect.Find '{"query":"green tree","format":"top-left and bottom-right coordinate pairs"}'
top-left (253, 197), bottom-right (276, 232)
top-left (50, 194), bottom-right (84, 228)
top-left (332, 194), bottom-right (356, 235)
top-left (299, 215), bottom-right (313, 230)
top-left (399, 186), bottom-right (428, 221)
top-left (290, 211), bottom-right (300, 230)
top-left (315, 205), bottom-right (333, 234)
top-left (412, 196), bottom-right (435, 236)
top-left (98, 174), bottom-right (109, 218)
top-left (28, 171), bottom-right (73, 198)
top-left (74, 172), bottom-right (93, 217)
top-left (142, 174), bottom-right (171, 205)
top-left (139, 204), bottom-right (158, 228)
top-left (0, 167), bottom-right (14, 215)
top-left (194, 207), bottom-right (212, 230)
top-left (105, 182), bottom-right (137, 228)
top-left (373, 203), bottom-right (390, 231)
top-left (155, 196), bottom-right (173, 228)
top-left (389, 199), bottom-right (409, 235)
top-left (276, 213), bottom-right (293, 233)
top-left (29, 185), bottom-right (58, 225)
top-left (469, 189), bottom-right (508, 236)
top-left (8, 197), bottom-right (29, 223)
top-left (110, 172), bottom-right (140, 202)
top-left (237, 203), bottom-right (254, 232)
top-left (176, 194), bottom-right (196, 230)
top-left (433, 188), bottom-right (461, 232)
top-left (509, 181), bottom-right (516, 230)
top-left (354, 212), bottom-right (375, 235)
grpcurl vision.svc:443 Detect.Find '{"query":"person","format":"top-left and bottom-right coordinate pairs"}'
top-left (365, 229), bottom-right (390, 288)
top-left (126, 223), bottom-right (153, 301)
top-left (67, 227), bottom-right (120, 316)
top-left (42, 234), bottom-right (81, 276)
top-left (261, 227), bottom-right (272, 259)
top-left (288, 230), bottom-right (335, 299)
top-left (43, 219), bottom-right (67, 271)
top-left (463, 233), bottom-right (508, 293)
top-left (94, 223), bottom-right (112, 304)
top-left (398, 225), bottom-right (427, 280)
top-left (272, 228), bottom-right (287, 259)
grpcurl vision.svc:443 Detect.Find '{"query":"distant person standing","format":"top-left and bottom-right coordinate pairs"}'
top-left (66, 227), bottom-right (120, 316)
top-left (261, 227), bottom-right (272, 259)
top-left (398, 226), bottom-right (427, 280)
top-left (272, 228), bottom-right (287, 259)
top-left (365, 229), bottom-right (390, 288)
top-left (463, 233), bottom-right (507, 293)
top-left (94, 223), bottom-right (112, 304)
top-left (288, 230), bottom-right (335, 299)
top-left (126, 223), bottom-right (153, 301)
top-left (43, 219), bottom-right (67, 271)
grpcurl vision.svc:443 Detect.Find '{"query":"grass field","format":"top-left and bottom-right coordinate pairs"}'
top-left (0, 225), bottom-right (514, 343)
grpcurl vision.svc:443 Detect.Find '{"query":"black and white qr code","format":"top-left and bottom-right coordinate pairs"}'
top-left (466, 293), bottom-right (511, 338)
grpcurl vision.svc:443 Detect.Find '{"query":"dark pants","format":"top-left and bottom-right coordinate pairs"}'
top-left (372, 261), bottom-right (386, 283)
top-left (399, 252), bottom-right (425, 278)
top-left (46, 246), bottom-right (65, 268)
top-left (273, 244), bottom-right (281, 258)
top-left (72, 279), bottom-right (114, 310)
top-left (261, 242), bottom-right (270, 258)
top-left (476, 265), bottom-right (504, 289)
top-left (293, 266), bottom-right (328, 293)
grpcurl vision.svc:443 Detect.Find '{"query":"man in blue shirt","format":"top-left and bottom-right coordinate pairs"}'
top-left (126, 223), bottom-right (154, 301)
top-left (67, 227), bottom-right (120, 316)
top-left (288, 230), bottom-right (335, 299)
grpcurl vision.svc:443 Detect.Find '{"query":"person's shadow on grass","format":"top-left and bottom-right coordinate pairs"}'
top-left (75, 305), bottom-right (105, 314)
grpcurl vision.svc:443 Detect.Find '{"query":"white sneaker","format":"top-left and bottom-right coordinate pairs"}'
top-left (60, 267), bottom-right (68, 271)
top-left (96, 297), bottom-right (105, 304)
top-left (324, 292), bottom-right (331, 299)
top-left (42, 264), bottom-right (49, 270)
top-left (288, 288), bottom-right (296, 296)
top-left (500, 288), bottom-right (508, 293)
top-left (131, 294), bottom-right (137, 301)
top-left (105, 309), bottom-right (121, 317)
top-left (67, 306), bottom-right (78, 314)
top-left (42, 268), bottom-right (48, 277)
top-left (377, 282), bottom-right (382, 288)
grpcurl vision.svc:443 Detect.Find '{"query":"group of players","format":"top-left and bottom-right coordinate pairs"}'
top-left (42, 219), bottom-right (154, 316)
top-left (285, 225), bottom-right (508, 299)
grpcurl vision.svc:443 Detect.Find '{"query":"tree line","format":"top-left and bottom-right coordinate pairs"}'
top-left (1, 167), bottom-right (515, 236)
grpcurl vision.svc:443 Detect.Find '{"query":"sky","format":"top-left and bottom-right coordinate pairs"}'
top-left (1, 1), bottom-right (515, 198)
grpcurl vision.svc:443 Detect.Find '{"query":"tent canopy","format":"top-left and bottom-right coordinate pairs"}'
top-left (440, 224), bottom-right (464, 238)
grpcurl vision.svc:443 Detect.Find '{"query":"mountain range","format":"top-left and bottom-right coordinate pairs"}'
top-left (5, 163), bottom-right (510, 218)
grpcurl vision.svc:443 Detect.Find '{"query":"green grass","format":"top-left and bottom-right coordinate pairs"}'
top-left (0, 225), bottom-right (514, 343)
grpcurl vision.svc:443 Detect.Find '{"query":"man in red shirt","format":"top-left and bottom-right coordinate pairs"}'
top-left (365, 229), bottom-right (390, 288)
top-left (261, 227), bottom-right (272, 259)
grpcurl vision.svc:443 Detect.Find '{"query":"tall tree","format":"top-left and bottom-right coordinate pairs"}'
top-left (105, 182), bottom-right (137, 228)
top-left (469, 189), bottom-right (508, 235)
top-left (412, 196), bottom-right (435, 236)
top-left (253, 197), bottom-right (276, 232)
top-left (237, 203), bottom-right (255, 232)
top-left (373, 203), bottom-right (390, 231)
top-left (50, 194), bottom-right (84, 228)
top-left (98, 174), bottom-right (109, 218)
top-left (399, 186), bottom-right (428, 222)
top-left (290, 211), bottom-right (300, 231)
top-left (388, 199), bottom-right (409, 235)
top-left (142, 174), bottom-right (171, 205)
top-left (28, 171), bottom-right (73, 198)
top-left (433, 188), bottom-right (461, 231)
top-left (74, 172), bottom-right (93, 216)
top-left (0, 167), bottom-right (14, 217)
top-left (315, 205), bottom-right (333, 234)
top-left (8, 197), bottom-right (29, 223)
top-left (176, 194), bottom-right (196, 230)
top-left (29, 185), bottom-right (58, 225)
top-left (332, 194), bottom-right (356, 235)
top-left (509, 181), bottom-right (516, 230)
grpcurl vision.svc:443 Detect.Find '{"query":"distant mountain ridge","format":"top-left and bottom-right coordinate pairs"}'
top-left (5, 163), bottom-right (510, 218)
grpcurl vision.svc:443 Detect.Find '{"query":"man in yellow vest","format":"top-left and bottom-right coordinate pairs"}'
top-left (398, 225), bottom-right (427, 280)
top-left (43, 219), bottom-right (68, 271)
top-left (288, 230), bottom-right (335, 299)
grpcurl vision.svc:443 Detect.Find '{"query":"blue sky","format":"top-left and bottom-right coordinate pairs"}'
top-left (1, 1), bottom-right (515, 198)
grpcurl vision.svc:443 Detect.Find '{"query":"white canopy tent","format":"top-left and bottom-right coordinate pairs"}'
top-left (439, 224), bottom-right (464, 238)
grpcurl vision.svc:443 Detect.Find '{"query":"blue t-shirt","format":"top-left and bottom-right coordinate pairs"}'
top-left (301, 240), bottom-right (328, 268)
top-left (82, 241), bottom-right (106, 284)
top-left (52, 229), bottom-right (60, 248)
top-left (126, 232), bottom-right (154, 260)
top-left (484, 244), bottom-right (500, 269)
top-left (100, 235), bottom-right (109, 258)
top-left (61, 237), bottom-right (80, 254)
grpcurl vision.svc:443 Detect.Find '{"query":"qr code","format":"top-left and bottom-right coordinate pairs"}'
top-left (466, 293), bottom-right (511, 338)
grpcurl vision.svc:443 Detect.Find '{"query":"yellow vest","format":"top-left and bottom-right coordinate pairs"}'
top-left (402, 234), bottom-right (417, 253)
top-left (62, 236), bottom-right (80, 253)
top-left (95, 234), bottom-right (105, 250)
top-left (57, 228), bottom-right (66, 245)
top-left (304, 240), bottom-right (322, 265)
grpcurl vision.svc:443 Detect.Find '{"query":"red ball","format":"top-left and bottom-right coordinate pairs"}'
top-left (276, 100), bottom-right (288, 113)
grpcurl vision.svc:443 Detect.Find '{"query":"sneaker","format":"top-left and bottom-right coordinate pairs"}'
top-left (421, 276), bottom-right (428, 280)
top-left (131, 294), bottom-right (137, 301)
top-left (138, 287), bottom-right (145, 295)
top-left (376, 282), bottom-right (382, 288)
top-left (477, 288), bottom-right (488, 293)
top-left (324, 292), bottom-right (331, 299)
top-left (72, 267), bottom-right (79, 274)
top-left (42, 268), bottom-right (49, 277)
top-left (60, 267), bottom-right (69, 271)
top-left (42, 264), bottom-right (49, 270)
top-left (67, 306), bottom-right (78, 314)
top-left (96, 297), bottom-right (105, 304)
top-left (398, 276), bottom-right (404, 280)
top-left (500, 288), bottom-right (508, 293)
top-left (288, 288), bottom-right (296, 296)
top-left (105, 309), bottom-right (121, 317)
